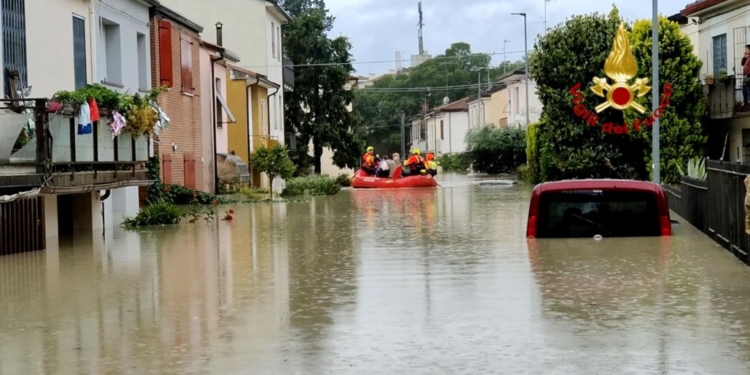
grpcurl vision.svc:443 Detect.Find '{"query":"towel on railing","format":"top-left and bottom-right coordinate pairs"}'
top-left (110, 111), bottom-right (126, 138)
top-left (77, 102), bottom-right (92, 135)
top-left (89, 97), bottom-right (100, 122)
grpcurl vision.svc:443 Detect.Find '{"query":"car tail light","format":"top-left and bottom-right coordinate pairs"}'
top-left (660, 216), bottom-right (671, 236)
top-left (526, 215), bottom-right (537, 238)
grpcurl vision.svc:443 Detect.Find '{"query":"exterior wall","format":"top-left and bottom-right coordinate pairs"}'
top-left (227, 75), bottom-right (250, 163)
top-left (488, 89), bottom-right (510, 127)
top-left (26, 0), bottom-right (92, 97)
top-left (694, 5), bottom-right (750, 79)
top-left (149, 15), bottom-right (204, 190)
top-left (158, 0), bottom-right (286, 145)
top-left (426, 112), bottom-right (469, 154)
top-left (681, 22), bottom-right (700, 59)
top-left (468, 98), bottom-right (491, 128)
top-left (725, 116), bottom-right (750, 163)
top-left (507, 79), bottom-right (542, 127)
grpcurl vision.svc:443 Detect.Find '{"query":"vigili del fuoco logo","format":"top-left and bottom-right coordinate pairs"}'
top-left (569, 23), bottom-right (672, 134)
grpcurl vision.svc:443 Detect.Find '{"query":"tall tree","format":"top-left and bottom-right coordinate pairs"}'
top-left (282, 0), bottom-right (362, 173)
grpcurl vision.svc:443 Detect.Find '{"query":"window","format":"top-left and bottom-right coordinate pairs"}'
top-left (180, 32), bottom-right (193, 93)
top-left (537, 190), bottom-right (661, 238)
top-left (72, 16), bottom-right (86, 89)
top-left (278, 98), bottom-right (282, 131)
top-left (158, 20), bottom-right (173, 87)
top-left (271, 22), bottom-right (276, 59)
top-left (440, 120), bottom-right (444, 140)
top-left (261, 99), bottom-right (267, 136)
top-left (102, 19), bottom-right (122, 84)
top-left (2, 0), bottom-right (28, 97)
top-left (215, 78), bottom-right (236, 128)
top-left (514, 86), bottom-right (520, 114)
top-left (713, 33), bottom-right (727, 77)
top-left (137, 32), bottom-right (147, 90)
top-left (277, 25), bottom-right (281, 59)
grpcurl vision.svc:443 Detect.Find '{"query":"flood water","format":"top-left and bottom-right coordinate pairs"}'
top-left (3, 173), bottom-right (750, 374)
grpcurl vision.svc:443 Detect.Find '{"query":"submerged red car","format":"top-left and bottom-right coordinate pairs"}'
top-left (526, 179), bottom-right (672, 239)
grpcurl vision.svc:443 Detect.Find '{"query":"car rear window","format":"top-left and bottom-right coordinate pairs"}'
top-left (536, 189), bottom-right (661, 238)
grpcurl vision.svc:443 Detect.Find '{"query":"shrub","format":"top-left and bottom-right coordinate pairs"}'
top-left (525, 122), bottom-right (541, 183)
top-left (517, 164), bottom-right (534, 183)
top-left (249, 143), bottom-right (296, 183)
top-left (283, 175), bottom-right (341, 196)
top-left (238, 186), bottom-right (270, 201)
top-left (335, 173), bottom-right (352, 187)
top-left (163, 184), bottom-right (233, 205)
top-left (122, 200), bottom-right (185, 228)
top-left (437, 153), bottom-right (471, 172)
top-left (465, 126), bottom-right (526, 174)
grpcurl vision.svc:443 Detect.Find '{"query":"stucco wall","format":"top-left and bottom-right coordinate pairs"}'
top-left (507, 80), bottom-right (542, 127)
top-left (226, 74), bottom-right (250, 163)
top-left (27, 0), bottom-right (92, 97)
top-left (488, 89), bottom-right (510, 127)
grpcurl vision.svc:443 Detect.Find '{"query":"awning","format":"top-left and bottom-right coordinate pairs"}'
top-left (216, 91), bottom-right (236, 123)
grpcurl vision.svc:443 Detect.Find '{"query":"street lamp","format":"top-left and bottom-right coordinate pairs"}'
top-left (651, 0), bottom-right (660, 184)
top-left (511, 12), bottom-right (530, 128)
top-left (503, 39), bottom-right (510, 74)
top-left (471, 67), bottom-right (484, 127)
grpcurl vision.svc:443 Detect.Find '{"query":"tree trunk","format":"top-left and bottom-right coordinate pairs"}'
top-left (313, 141), bottom-right (323, 175)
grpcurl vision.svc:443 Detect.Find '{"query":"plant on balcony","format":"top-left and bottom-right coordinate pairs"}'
top-left (704, 74), bottom-right (715, 85)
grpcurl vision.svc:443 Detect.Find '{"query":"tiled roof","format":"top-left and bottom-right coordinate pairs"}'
top-left (682, 0), bottom-right (729, 15)
top-left (431, 97), bottom-right (470, 112)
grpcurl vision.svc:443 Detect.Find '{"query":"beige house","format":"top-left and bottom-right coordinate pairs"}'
top-left (486, 84), bottom-right (510, 127)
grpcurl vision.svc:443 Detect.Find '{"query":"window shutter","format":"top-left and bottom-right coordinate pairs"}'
top-left (180, 33), bottom-right (193, 92)
top-left (158, 20), bottom-right (173, 87)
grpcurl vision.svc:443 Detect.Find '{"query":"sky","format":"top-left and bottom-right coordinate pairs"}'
top-left (324, 0), bottom-right (690, 75)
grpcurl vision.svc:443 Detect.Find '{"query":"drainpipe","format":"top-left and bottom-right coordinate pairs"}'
top-left (210, 22), bottom-right (225, 194)
top-left (246, 76), bottom-right (259, 183)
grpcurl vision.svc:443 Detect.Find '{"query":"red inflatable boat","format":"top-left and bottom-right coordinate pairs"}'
top-left (350, 166), bottom-right (438, 189)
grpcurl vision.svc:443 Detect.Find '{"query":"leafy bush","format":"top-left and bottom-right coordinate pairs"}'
top-left (145, 157), bottom-right (234, 205)
top-left (676, 157), bottom-right (707, 180)
top-left (238, 186), bottom-right (270, 201)
top-left (122, 200), bottom-right (186, 228)
top-left (283, 175), bottom-right (341, 196)
top-left (249, 144), bottom-right (296, 183)
top-left (517, 164), bottom-right (534, 183)
top-left (525, 122), bottom-right (541, 183)
top-left (335, 173), bottom-right (352, 187)
top-left (437, 153), bottom-right (472, 172)
top-left (465, 126), bottom-right (526, 174)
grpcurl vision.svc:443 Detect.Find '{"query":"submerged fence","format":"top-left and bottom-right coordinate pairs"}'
top-left (664, 161), bottom-right (750, 264)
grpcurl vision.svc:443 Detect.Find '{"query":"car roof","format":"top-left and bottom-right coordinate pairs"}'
top-left (534, 179), bottom-right (660, 194)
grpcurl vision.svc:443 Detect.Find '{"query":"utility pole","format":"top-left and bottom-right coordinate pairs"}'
top-left (400, 110), bottom-right (406, 158)
top-left (503, 40), bottom-right (510, 74)
top-left (651, 0), bottom-right (660, 183)
top-left (512, 12), bottom-right (530, 127)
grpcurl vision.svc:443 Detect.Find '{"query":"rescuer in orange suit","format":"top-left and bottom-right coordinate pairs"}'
top-left (361, 146), bottom-right (376, 175)
top-left (403, 148), bottom-right (425, 176)
top-left (425, 152), bottom-right (437, 176)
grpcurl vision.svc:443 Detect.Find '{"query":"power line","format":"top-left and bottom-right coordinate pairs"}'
top-left (238, 49), bottom-right (530, 69)
top-left (356, 82), bottom-right (498, 93)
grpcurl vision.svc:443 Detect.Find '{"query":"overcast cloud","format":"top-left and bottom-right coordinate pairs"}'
top-left (324, 0), bottom-right (688, 75)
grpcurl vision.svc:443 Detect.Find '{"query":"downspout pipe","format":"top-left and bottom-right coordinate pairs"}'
top-left (246, 76), bottom-right (259, 182)
top-left (210, 23), bottom-right (225, 194)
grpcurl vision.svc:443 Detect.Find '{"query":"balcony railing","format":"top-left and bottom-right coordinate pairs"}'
top-left (0, 98), bottom-right (151, 193)
top-left (283, 57), bottom-right (294, 92)
top-left (706, 76), bottom-right (741, 119)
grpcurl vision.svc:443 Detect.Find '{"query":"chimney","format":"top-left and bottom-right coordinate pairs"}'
top-left (216, 22), bottom-right (223, 46)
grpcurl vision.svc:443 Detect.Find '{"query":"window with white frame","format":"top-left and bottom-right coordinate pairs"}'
top-left (101, 18), bottom-right (122, 85)
top-left (137, 32), bottom-right (147, 90)
top-left (271, 22), bottom-right (276, 59)
top-left (277, 25), bottom-right (281, 60)
top-left (713, 34), bottom-right (727, 78)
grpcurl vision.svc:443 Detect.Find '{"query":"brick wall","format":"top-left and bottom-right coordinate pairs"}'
top-left (150, 14), bottom-right (204, 190)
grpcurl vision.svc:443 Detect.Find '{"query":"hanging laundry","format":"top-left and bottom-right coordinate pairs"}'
top-left (110, 111), bottom-right (126, 138)
top-left (89, 97), bottom-right (100, 122)
top-left (150, 101), bottom-right (170, 135)
top-left (77, 102), bottom-right (92, 135)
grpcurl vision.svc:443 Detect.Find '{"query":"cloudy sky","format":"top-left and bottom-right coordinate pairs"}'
top-left (325, 0), bottom-right (689, 75)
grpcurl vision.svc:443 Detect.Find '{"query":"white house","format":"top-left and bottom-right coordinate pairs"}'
top-left (499, 69), bottom-right (542, 128)
top-left (468, 94), bottom-right (491, 128)
top-left (159, 0), bottom-right (292, 146)
top-left (678, 0), bottom-right (750, 162)
top-left (410, 97), bottom-right (470, 155)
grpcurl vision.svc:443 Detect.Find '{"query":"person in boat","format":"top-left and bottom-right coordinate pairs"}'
top-left (362, 146), bottom-right (376, 175)
top-left (387, 153), bottom-right (400, 177)
top-left (403, 148), bottom-right (426, 176)
top-left (376, 155), bottom-right (391, 178)
top-left (425, 152), bottom-right (437, 176)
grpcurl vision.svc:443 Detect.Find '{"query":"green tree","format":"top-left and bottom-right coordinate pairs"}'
top-left (628, 17), bottom-right (706, 184)
top-left (354, 43), bottom-right (525, 153)
top-left (249, 144), bottom-right (296, 192)
top-left (282, 0), bottom-right (363, 174)
top-left (465, 126), bottom-right (527, 174)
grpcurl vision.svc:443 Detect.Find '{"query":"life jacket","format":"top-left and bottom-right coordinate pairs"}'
top-left (362, 153), bottom-right (375, 168)
top-left (406, 155), bottom-right (424, 170)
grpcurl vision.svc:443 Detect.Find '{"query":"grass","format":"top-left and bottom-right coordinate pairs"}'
top-left (282, 175), bottom-right (341, 196)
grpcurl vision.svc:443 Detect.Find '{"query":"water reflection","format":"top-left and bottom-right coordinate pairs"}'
top-left (4, 178), bottom-right (750, 373)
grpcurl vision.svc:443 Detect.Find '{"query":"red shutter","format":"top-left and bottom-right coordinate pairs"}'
top-left (158, 20), bottom-right (173, 87)
top-left (184, 153), bottom-right (196, 189)
top-left (180, 33), bottom-right (193, 93)
top-left (162, 154), bottom-right (172, 184)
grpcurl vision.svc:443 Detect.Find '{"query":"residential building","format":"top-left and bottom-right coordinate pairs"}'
top-left (200, 39), bottom-right (240, 193)
top-left (149, 6), bottom-right (206, 191)
top-left (486, 84), bottom-right (510, 127)
top-left (410, 97), bottom-right (471, 155)
top-left (499, 69), bottom-right (542, 128)
top-left (680, 0), bottom-right (750, 162)
top-left (158, 0), bottom-right (292, 146)
top-left (314, 76), bottom-right (359, 177)
top-left (226, 64), bottom-right (279, 188)
top-left (468, 94), bottom-right (491, 128)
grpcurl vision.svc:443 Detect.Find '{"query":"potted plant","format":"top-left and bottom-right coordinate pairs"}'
top-left (704, 74), bottom-right (715, 85)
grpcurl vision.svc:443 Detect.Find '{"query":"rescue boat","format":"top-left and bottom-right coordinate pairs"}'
top-left (350, 166), bottom-right (438, 189)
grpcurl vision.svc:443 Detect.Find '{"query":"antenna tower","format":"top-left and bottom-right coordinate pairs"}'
top-left (417, 2), bottom-right (424, 55)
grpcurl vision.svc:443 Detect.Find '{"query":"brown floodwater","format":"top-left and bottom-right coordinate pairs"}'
top-left (2, 173), bottom-right (750, 374)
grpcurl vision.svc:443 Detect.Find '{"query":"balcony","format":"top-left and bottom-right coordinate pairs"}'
top-left (283, 57), bottom-right (294, 92)
top-left (0, 98), bottom-right (151, 195)
top-left (705, 75), bottom-right (750, 120)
